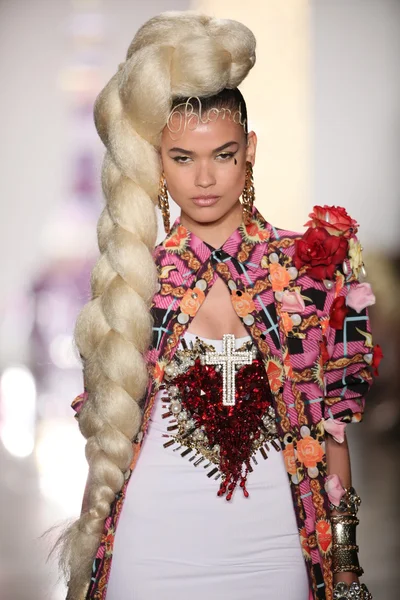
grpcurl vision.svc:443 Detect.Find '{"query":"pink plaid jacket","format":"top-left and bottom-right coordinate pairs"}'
top-left (73, 205), bottom-right (375, 600)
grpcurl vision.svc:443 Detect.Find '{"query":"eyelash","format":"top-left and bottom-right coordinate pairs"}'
top-left (172, 152), bottom-right (235, 164)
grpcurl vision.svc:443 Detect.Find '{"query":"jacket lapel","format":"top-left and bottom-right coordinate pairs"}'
top-left (143, 208), bottom-right (294, 439)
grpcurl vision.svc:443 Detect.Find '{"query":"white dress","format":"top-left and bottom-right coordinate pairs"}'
top-left (107, 332), bottom-right (310, 599)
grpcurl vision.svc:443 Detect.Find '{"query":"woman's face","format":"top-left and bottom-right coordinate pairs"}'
top-left (160, 110), bottom-right (257, 226)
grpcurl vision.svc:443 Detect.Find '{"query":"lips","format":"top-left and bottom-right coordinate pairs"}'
top-left (192, 195), bottom-right (220, 207)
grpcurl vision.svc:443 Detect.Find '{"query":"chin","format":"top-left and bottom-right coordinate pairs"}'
top-left (185, 199), bottom-right (241, 222)
top-left (189, 206), bottom-right (231, 224)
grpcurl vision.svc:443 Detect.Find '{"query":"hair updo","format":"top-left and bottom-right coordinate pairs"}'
top-left (57, 11), bottom-right (256, 598)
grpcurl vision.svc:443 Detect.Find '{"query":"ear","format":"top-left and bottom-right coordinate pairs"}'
top-left (245, 131), bottom-right (257, 166)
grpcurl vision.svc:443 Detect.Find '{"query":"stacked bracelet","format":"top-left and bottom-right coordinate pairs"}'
top-left (331, 515), bottom-right (363, 575)
top-left (329, 486), bottom-right (361, 515)
top-left (333, 581), bottom-right (372, 599)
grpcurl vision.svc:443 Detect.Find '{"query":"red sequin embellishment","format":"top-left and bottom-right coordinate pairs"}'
top-left (167, 353), bottom-right (274, 500)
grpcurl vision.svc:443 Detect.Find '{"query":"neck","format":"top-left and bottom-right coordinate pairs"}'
top-left (179, 200), bottom-right (244, 249)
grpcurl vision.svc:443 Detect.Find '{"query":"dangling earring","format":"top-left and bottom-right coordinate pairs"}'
top-left (158, 172), bottom-right (170, 234)
top-left (241, 161), bottom-right (255, 224)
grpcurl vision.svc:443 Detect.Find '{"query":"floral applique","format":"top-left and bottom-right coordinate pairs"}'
top-left (281, 290), bottom-right (305, 313)
top-left (231, 290), bottom-right (256, 317)
top-left (323, 420), bottom-right (347, 444)
top-left (304, 205), bottom-right (359, 238)
top-left (281, 311), bottom-right (294, 335)
top-left (270, 263), bottom-right (291, 292)
top-left (177, 280), bottom-right (207, 324)
top-left (282, 423), bottom-right (326, 484)
top-left (329, 296), bottom-right (349, 330)
top-left (348, 238), bottom-right (364, 278)
top-left (294, 227), bottom-right (348, 281)
top-left (371, 344), bottom-right (384, 376)
top-left (294, 205), bottom-right (367, 284)
top-left (346, 282), bottom-right (376, 313)
top-left (297, 433), bottom-right (325, 476)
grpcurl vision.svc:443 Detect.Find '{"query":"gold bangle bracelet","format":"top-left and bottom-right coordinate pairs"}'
top-left (332, 543), bottom-right (359, 552)
top-left (331, 516), bottom-right (359, 546)
top-left (332, 546), bottom-right (363, 576)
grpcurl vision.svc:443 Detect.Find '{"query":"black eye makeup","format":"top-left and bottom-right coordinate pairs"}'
top-left (172, 152), bottom-right (237, 164)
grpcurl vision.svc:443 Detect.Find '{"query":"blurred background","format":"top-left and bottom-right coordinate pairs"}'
top-left (0, 0), bottom-right (398, 599)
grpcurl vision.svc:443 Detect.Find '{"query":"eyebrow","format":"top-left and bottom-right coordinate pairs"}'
top-left (168, 140), bottom-right (240, 155)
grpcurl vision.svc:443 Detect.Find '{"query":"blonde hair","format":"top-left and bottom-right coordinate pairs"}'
top-left (58, 11), bottom-right (256, 598)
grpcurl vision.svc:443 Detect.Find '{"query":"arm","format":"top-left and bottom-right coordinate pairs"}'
top-left (326, 433), bottom-right (359, 586)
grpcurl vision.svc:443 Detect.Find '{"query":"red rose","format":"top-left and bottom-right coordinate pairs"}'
top-left (305, 205), bottom-right (359, 239)
top-left (372, 344), bottom-right (384, 376)
top-left (329, 296), bottom-right (349, 330)
top-left (294, 227), bottom-right (349, 280)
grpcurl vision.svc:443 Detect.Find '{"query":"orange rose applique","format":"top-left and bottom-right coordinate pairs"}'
top-left (270, 263), bottom-right (291, 292)
top-left (282, 442), bottom-right (297, 475)
top-left (316, 519), bottom-right (332, 556)
top-left (180, 287), bottom-right (205, 317)
top-left (296, 436), bottom-right (324, 469)
top-left (281, 311), bottom-right (294, 334)
top-left (299, 527), bottom-right (312, 560)
top-left (231, 290), bottom-right (256, 318)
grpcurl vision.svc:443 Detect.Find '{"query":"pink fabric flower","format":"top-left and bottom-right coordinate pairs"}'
top-left (324, 474), bottom-right (346, 507)
top-left (323, 418), bottom-right (347, 443)
top-left (346, 282), bottom-right (376, 313)
top-left (281, 290), bottom-right (306, 313)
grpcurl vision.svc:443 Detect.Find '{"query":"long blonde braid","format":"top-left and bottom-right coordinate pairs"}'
top-left (57, 11), bottom-right (256, 598)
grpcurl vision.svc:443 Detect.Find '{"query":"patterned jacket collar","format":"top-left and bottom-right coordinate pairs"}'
top-left (160, 205), bottom-right (273, 278)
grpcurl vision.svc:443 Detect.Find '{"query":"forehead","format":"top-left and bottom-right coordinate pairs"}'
top-left (161, 109), bottom-right (245, 150)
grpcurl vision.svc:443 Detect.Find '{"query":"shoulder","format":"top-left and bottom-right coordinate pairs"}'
top-left (271, 204), bottom-right (364, 280)
top-left (269, 206), bottom-right (366, 317)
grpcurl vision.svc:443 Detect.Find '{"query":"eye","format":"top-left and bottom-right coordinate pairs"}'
top-left (216, 152), bottom-right (235, 161)
top-left (172, 156), bottom-right (192, 164)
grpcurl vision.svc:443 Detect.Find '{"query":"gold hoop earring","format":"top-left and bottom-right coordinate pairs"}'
top-left (158, 173), bottom-right (170, 234)
top-left (241, 161), bottom-right (255, 224)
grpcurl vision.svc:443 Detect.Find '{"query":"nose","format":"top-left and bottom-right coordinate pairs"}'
top-left (194, 161), bottom-right (216, 188)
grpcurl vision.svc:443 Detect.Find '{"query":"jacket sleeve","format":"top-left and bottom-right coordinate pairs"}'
top-left (323, 275), bottom-right (375, 424)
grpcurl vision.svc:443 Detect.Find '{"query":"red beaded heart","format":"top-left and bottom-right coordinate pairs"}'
top-left (170, 355), bottom-right (273, 500)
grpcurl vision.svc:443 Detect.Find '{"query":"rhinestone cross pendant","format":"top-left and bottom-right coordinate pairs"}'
top-left (200, 334), bottom-right (254, 406)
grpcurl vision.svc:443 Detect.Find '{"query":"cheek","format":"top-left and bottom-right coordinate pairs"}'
top-left (163, 164), bottom-right (192, 196)
top-left (215, 164), bottom-right (246, 204)
top-left (222, 164), bottom-right (246, 193)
